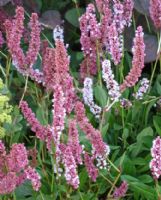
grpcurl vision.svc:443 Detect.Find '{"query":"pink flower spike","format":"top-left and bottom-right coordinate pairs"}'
top-left (25, 166), bottom-right (41, 191)
top-left (120, 26), bottom-right (145, 92)
top-left (0, 31), bottom-right (4, 47)
top-left (26, 13), bottom-right (41, 68)
top-left (0, 172), bottom-right (17, 195)
top-left (5, 6), bottom-right (26, 73)
top-left (68, 120), bottom-right (83, 165)
top-left (149, 0), bottom-right (161, 29)
top-left (7, 143), bottom-right (28, 173)
top-left (52, 84), bottom-right (66, 146)
top-left (113, 181), bottom-right (128, 198)
top-left (108, 23), bottom-right (123, 65)
top-left (84, 153), bottom-right (98, 182)
top-left (75, 101), bottom-right (110, 160)
top-left (60, 144), bottom-right (80, 189)
top-left (150, 136), bottom-right (161, 179)
top-left (43, 48), bottom-right (56, 90)
top-left (20, 101), bottom-right (47, 141)
top-left (123, 0), bottom-right (134, 27)
top-left (79, 3), bottom-right (101, 78)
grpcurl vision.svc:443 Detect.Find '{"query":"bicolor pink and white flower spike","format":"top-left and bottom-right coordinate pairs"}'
top-left (83, 77), bottom-right (102, 118)
top-left (150, 136), bottom-right (161, 179)
top-left (102, 59), bottom-right (121, 101)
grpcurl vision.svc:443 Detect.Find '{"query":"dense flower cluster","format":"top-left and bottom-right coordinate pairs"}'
top-left (0, 31), bottom-right (4, 47)
top-left (53, 25), bottom-right (64, 42)
top-left (133, 78), bottom-right (149, 100)
top-left (25, 166), bottom-right (41, 191)
top-left (120, 26), bottom-right (145, 92)
top-left (102, 60), bottom-right (121, 101)
top-left (84, 152), bottom-right (98, 182)
top-left (113, 181), bottom-right (128, 198)
top-left (79, 4), bottom-right (101, 79)
top-left (26, 13), bottom-right (41, 68)
top-left (60, 144), bottom-right (79, 189)
top-left (83, 77), bottom-right (102, 118)
top-left (80, 1), bottom-right (134, 76)
top-left (5, 6), bottom-right (43, 82)
top-left (19, 101), bottom-right (53, 151)
top-left (75, 101), bottom-right (110, 175)
top-left (0, 141), bottom-right (41, 194)
top-left (52, 84), bottom-right (66, 146)
top-left (75, 101), bottom-right (109, 156)
top-left (149, 0), bottom-right (161, 29)
top-left (68, 120), bottom-right (83, 165)
top-left (107, 23), bottom-right (123, 65)
top-left (97, 0), bottom-right (133, 65)
top-left (2, 2), bottom-right (150, 193)
top-left (150, 136), bottom-right (161, 179)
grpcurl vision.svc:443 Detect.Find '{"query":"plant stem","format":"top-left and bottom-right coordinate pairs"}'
top-left (19, 75), bottom-right (29, 104)
top-left (100, 173), bottom-right (114, 186)
top-left (107, 158), bottom-right (120, 173)
top-left (155, 180), bottom-right (161, 199)
top-left (145, 15), bottom-right (151, 33)
top-left (105, 99), bottom-right (118, 112)
top-left (0, 64), bottom-right (6, 78)
top-left (96, 40), bottom-right (102, 87)
top-left (107, 172), bottom-right (121, 198)
top-left (148, 57), bottom-right (159, 93)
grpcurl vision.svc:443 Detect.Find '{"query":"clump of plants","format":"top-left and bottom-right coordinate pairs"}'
top-left (0, 0), bottom-right (161, 199)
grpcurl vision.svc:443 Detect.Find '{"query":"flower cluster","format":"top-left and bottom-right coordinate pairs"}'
top-left (99, 0), bottom-right (133, 65)
top-left (0, 31), bottom-right (4, 47)
top-left (150, 136), bottom-right (161, 179)
top-left (133, 78), bottom-right (149, 100)
top-left (84, 152), bottom-right (98, 182)
top-left (149, 0), bottom-right (161, 29)
top-left (102, 60), bottom-right (121, 101)
top-left (43, 27), bottom-right (76, 114)
top-left (120, 98), bottom-right (132, 109)
top-left (79, 4), bottom-right (101, 79)
top-left (83, 77), bottom-right (102, 118)
top-left (5, 6), bottom-right (43, 82)
top-left (120, 26), bottom-right (145, 92)
top-left (53, 25), bottom-right (64, 42)
top-left (0, 141), bottom-right (41, 194)
top-left (107, 23), bottom-right (123, 65)
top-left (5, 6), bottom-right (112, 189)
top-left (80, 1), bottom-right (134, 75)
top-left (25, 166), bottom-right (41, 191)
top-left (113, 181), bottom-right (128, 198)
top-left (60, 144), bottom-right (79, 189)
top-left (52, 84), bottom-right (66, 146)
top-left (68, 120), bottom-right (83, 165)
top-left (75, 101), bottom-right (110, 174)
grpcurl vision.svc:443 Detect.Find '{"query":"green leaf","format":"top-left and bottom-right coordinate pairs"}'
top-left (94, 85), bottom-right (107, 107)
top-left (65, 8), bottom-right (84, 27)
top-left (129, 182), bottom-right (156, 199)
top-left (153, 115), bottom-right (161, 135)
top-left (138, 175), bottom-right (153, 184)
top-left (122, 175), bottom-right (156, 199)
top-left (121, 156), bottom-right (136, 175)
top-left (137, 127), bottom-right (153, 142)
